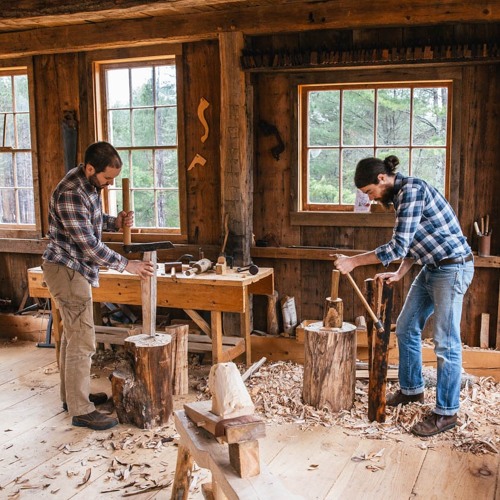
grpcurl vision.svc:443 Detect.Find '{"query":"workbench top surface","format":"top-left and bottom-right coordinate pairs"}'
top-left (27, 266), bottom-right (274, 287)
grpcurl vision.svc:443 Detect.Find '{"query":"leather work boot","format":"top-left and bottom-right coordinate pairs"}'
top-left (411, 412), bottom-right (457, 437)
top-left (386, 390), bottom-right (424, 407)
top-left (72, 410), bottom-right (118, 430)
top-left (62, 392), bottom-right (109, 412)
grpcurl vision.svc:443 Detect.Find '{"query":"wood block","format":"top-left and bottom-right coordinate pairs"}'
top-left (184, 400), bottom-right (265, 443)
top-left (480, 313), bottom-right (490, 349)
top-left (209, 362), bottom-right (254, 418)
top-left (228, 440), bottom-right (260, 478)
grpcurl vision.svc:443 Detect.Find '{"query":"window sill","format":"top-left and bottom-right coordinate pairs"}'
top-left (290, 211), bottom-right (395, 227)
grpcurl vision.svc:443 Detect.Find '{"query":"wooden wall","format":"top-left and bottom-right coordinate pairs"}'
top-left (0, 21), bottom-right (499, 348)
top-left (250, 26), bottom-right (500, 347)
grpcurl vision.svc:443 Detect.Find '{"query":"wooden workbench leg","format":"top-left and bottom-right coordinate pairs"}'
top-left (211, 312), bottom-right (223, 364)
top-left (171, 444), bottom-right (194, 500)
top-left (241, 291), bottom-right (251, 366)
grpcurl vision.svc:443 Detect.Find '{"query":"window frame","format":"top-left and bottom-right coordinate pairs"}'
top-left (94, 54), bottom-right (187, 241)
top-left (290, 67), bottom-right (461, 227)
top-left (0, 64), bottom-right (40, 237)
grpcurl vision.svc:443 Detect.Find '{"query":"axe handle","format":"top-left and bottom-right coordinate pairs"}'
top-left (330, 270), bottom-right (340, 300)
top-left (122, 178), bottom-right (131, 246)
top-left (345, 272), bottom-right (385, 333)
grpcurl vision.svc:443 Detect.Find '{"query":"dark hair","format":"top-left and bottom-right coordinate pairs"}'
top-left (84, 141), bottom-right (122, 173)
top-left (354, 155), bottom-right (399, 188)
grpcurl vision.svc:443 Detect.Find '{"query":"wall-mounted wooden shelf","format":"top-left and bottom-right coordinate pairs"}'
top-left (251, 246), bottom-right (500, 268)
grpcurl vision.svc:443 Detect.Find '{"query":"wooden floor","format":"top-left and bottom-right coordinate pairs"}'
top-left (0, 341), bottom-right (498, 499)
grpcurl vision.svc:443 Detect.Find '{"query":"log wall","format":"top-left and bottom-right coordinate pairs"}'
top-left (0, 21), bottom-right (499, 348)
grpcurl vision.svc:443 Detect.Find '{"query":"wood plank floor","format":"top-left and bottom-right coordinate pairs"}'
top-left (0, 341), bottom-right (498, 499)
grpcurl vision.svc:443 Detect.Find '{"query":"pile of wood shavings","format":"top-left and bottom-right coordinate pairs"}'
top-left (243, 361), bottom-right (500, 455)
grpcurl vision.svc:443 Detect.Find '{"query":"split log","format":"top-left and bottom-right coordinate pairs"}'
top-left (266, 290), bottom-right (279, 335)
top-left (367, 280), bottom-right (394, 423)
top-left (302, 322), bottom-right (356, 412)
top-left (364, 278), bottom-right (375, 372)
top-left (111, 333), bottom-right (173, 429)
top-left (165, 324), bottom-right (189, 395)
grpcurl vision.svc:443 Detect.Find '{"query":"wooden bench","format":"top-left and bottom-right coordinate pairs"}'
top-left (171, 410), bottom-right (304, 500)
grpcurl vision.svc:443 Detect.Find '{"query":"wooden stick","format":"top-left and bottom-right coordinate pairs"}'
top-left (241, 357), bottom-right (267, 382)
top-left (330, 270), bottom-right (340, 300)
top-left (485, 214), bottom-right (490, 235)
top-left (122, 178), bottom-right (132, 246)
top-left (344, 272), bottom-right (384, 332)
top-left (480, 217), bottom-right (485, 235)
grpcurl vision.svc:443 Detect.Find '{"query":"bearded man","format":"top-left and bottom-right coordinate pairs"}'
top-left (42, 141), bottom-right (153, 430)
top-left (335, 155), bottom-right (474, 437)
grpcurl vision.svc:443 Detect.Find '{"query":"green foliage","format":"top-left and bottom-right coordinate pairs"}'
top-left (305, 84), bottom-right (449, 205)
top-left (106, 64), bottom-right (180, 229)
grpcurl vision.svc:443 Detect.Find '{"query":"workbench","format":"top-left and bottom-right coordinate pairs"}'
top-left (27, 266), bottom-right (274, 366)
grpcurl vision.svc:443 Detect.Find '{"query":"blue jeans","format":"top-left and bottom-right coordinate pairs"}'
top-left (395, 260), bottom-right (474, 415)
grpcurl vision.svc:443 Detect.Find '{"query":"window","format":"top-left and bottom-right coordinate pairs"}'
top-left (0, 69), bottom-right (35, 226)
top-left (300, 82), bottom-right (451, 211)
top-left (97, 58), bottom-right (182, 232)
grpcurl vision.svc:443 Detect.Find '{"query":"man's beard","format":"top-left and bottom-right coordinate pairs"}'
top-left (89, 174), bottom-right (104, 191)
top-left (378, 185), bottom-right (396, 209)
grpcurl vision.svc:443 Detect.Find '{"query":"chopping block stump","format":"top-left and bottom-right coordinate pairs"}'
top-left (302, 321), bottom-right (356, 412)
top-left (111, 333), bottom-right (173, 429)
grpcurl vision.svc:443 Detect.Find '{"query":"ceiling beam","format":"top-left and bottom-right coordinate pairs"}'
top-left (0, 1), bottom-right (499, 59)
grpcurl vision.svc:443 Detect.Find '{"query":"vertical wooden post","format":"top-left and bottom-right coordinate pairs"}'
top-left (219, 31), bottom-right (254, 339)
top-left (364, 278), bottom-right (375, 372)
top-left (141, 250), bottom-right (157, 336)
top-left (368, 280), bottom-right (394, 422)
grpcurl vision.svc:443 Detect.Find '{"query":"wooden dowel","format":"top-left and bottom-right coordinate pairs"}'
top-left (330, 270), bottom-right (340, 300)
top-left (122, 178), bottom-right (131, 246)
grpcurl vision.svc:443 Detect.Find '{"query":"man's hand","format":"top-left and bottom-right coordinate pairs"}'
top-left (374, 271), bottom-right (400, 285)
top-left (125, 260), bottom-right (155, 279)
top-left (115, 210), bottom-right (134, 230)
top-left (333, 254), bottom-right (356, 274)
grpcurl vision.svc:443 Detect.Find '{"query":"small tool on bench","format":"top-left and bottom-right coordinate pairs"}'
top-left (185, 258), bottom-right (213, 276)
top-left (237, 263), bottom-right (259, 275)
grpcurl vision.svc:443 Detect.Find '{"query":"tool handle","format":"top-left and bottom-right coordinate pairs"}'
top-left (330, 270), bottom-right (340, 300)
top-left (122, 178), bottom-right (132, 246)
top-left (485, 214), bottom-right (490, 235)
top-left (480, 217), bottom-right (485, 235)
top-left (345, 272), bottom-right (384, 333)
top-left (474, 221), bottom-right (481, 236)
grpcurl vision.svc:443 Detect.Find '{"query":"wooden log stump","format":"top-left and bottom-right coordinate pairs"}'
top-left (302, 321), bottom-right (356, 412)
top-left (111, 333), bottom-right (173, 429)
top-left (367, 280), bottom-right (394, 423)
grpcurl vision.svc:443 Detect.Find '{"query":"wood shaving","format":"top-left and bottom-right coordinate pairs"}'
top-left (242, 361), bottom-right (500, 455)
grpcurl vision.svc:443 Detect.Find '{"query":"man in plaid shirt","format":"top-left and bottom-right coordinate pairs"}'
top-left (335, 155), bottom-right (474, 437)
top-left (42, 141), bottom-right (154, 430)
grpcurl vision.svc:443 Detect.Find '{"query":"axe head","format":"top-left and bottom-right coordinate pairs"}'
top-left (123, 241), bottom-right (174, 254)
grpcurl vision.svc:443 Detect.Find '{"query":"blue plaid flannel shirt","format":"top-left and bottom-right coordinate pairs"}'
top-left (43, 165), bottom-right (128, 287)
top-left (375, 173), bottom-right (471, 267)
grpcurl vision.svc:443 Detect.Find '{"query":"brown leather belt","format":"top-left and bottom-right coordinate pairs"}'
top-left (430, 253), bottom-right (473, 268)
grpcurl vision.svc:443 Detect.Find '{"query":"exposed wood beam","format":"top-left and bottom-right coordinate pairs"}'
top-left (1, 1), bottom-right (500, 58)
